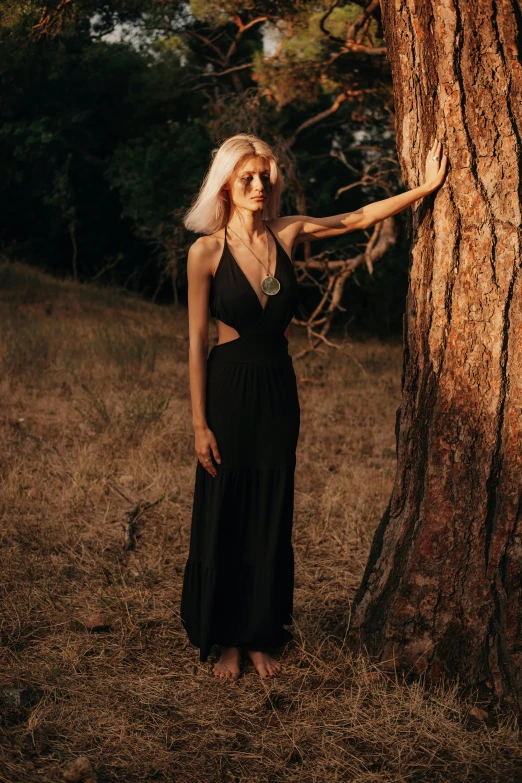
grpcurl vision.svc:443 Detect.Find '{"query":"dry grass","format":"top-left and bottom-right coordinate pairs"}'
top-left (1, 260), bottom-right (521, 783)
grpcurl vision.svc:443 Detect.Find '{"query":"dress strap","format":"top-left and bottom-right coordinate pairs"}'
top-left (264, 222), bottom-right (286, 259)
top-left (264, 222), bottom-right (276, 241)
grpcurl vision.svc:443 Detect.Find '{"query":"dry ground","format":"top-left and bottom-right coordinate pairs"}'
top-left (1, 261), bottom-right (521, 783)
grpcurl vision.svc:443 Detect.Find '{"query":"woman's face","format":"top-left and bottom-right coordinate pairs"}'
top-left (224, 155), bottom-right (272, 213)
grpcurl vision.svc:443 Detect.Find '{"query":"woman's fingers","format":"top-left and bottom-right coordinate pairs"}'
top-left (426, 140), bottom-right (448, 187)
top-left (435, 152), bottom-right (448, 183)
top-left (209, 437), bottom-right (222, 465)
top-left (194, 428), bottom-right (220, 477)
top-left (197, 446), bottom-right (219, 477)
top-left (200, 451), bottom-right (217, 477)
top-left (197, 445), bottom-right (215, 475)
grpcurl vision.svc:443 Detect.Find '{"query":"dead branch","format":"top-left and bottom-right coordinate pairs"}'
top-left (204, 63), bottom-right (253, 78)
top-left (122, 496), bottom-right (165, 551)
top-left (186, 30), bottom-right (227, 63)
top-left (319, 0), bottom-right (344, 45)
top-left (227, 15), bottom-right (268, 61)
top-left (319, 0), bottom-right (385, 55)
top-left (291, 217), bottom-right (397, 360)
top-left (364, 220), bottom-right (382, 275)
top-left (106, 482), bottom-right (165, 550)
top-left (287, 93), bottom-right (348, 147)
top-left (31, 0), bottom-right (74, 39)
top-left (346, 0), bottom-right (381, 43)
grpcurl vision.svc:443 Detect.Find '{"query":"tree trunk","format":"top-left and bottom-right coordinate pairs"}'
top-left (350, 0), bottom-right (522, 710)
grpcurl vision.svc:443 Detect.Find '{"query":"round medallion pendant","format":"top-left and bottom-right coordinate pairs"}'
top-left (262, 276), bottom-right (281, 295)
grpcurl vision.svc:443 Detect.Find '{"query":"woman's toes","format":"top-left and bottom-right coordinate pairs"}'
top-left (246, 651), bottom-right (282, 679)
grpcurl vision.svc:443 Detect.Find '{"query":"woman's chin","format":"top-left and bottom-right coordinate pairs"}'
top-left (233, 200), bottom-right (266, 214)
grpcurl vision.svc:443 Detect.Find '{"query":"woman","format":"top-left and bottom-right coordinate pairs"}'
top-left (180, 133), bottom-right (447, 682)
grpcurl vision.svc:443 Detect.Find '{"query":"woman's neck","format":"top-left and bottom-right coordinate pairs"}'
top-left (227, 208), bottom-right (265, 240)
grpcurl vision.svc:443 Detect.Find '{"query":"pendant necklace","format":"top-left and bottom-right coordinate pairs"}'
top-left (226, 222), bottom-right (281, 296)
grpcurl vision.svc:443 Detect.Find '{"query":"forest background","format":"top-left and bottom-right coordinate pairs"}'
top-left (2, 0), bottom-right (407, 339)
top-left (3, 2), bottom-right (522, 781)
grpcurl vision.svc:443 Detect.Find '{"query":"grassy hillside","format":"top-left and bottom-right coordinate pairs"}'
top-left (1, 260), bottom-right (520, 782)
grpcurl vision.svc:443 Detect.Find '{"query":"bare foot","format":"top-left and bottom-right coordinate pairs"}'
top-left (212, 646), bottom-right (241, 682)
top-left (247, 650), bottom-right (282, 680)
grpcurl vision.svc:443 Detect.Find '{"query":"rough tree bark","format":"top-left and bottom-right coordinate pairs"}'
top-left (350, 0), bottom-right (522, 710)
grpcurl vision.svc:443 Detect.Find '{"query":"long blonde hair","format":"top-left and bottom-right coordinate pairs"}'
top-left (183, 134), bottom-right (284, 235)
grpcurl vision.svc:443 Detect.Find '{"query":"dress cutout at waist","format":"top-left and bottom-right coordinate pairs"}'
top-left (209, 224), bottom-right (298, 337)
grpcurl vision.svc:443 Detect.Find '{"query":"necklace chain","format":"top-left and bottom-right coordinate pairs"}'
top-left (226, 223), bottom-right (271, 278)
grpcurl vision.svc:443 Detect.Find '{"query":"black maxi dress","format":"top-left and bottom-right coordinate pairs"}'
top-left (180, 224), bottom-right (300, 662)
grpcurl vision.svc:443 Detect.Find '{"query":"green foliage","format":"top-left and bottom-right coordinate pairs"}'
top-left (108, 122), bottom-right (209, 234)
top-left (190, 0), bottom-right (254, 25)
top-left (0, 0), bottom-right (405, 332)
top-left (312, 4), bottom-right (370, 39)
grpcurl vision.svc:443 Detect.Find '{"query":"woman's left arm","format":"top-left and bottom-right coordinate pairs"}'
top-left (279, 139), bottom-right (448, 244)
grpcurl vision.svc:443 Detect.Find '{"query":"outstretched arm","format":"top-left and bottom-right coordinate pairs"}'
top-left (275, 139), bottom-right (448, 246)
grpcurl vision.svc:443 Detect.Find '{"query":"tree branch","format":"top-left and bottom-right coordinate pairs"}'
top-left (287, 92), bottom-right (349, 146)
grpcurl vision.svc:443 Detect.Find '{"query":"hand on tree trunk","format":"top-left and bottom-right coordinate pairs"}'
top-left (423, 139), bottom-right (448, 193)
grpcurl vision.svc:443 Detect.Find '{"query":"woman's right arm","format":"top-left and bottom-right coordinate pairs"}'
top-left (187, 240), bottom-right (222, 478)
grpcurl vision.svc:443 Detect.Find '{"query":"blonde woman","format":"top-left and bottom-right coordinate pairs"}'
top-left (180, 133), bottom-right (447, 682)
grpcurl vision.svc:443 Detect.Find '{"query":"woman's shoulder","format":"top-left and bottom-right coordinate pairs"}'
top-left (189, 231), bottom-right (223, 252)
top-left (187, 232), bottom-right (225, 276)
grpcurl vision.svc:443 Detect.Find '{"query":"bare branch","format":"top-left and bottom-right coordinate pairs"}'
top-left (205, 63), bottom-right (253, 78)
top-left (291, 217), bottom-right (397, 358)
top-left (319, 0), bottom-right (344, 45)
top-left (227, 15), bottom-right (268, 62)
top-left (343, 41), bottom-right (387, 55)
top-left (32, 0), bottom-right (73, 39)
top-left (186, 30), bottom-right (227, 63)
top-left (319, 0), bottom-right (385, 55)
top-left (346, 0), bottom-right (381, 43)
top-left (363, 220), bottom-right (382, 275)
top-left (287, 92), bottom-right (348, 147)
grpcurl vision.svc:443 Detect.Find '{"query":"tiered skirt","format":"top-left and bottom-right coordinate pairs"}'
top-left (180, 333), bottom-right (300, 662)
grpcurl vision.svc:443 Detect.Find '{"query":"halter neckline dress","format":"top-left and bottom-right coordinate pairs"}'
top-left (180, 223), bottom-right (300, 662)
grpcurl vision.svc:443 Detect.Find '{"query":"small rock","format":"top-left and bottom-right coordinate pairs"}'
top-left (28, 487), bottom-right (43, 500)
top-left (81, 613), bottom-right (110, 632)
top-left (0, 687), bottom-right (42, 709)
top-left (469, 706), bottom-right (489, 722)
top-left (364, 671), bottom-right (382, 682)
top-left (212, 727), bottom-right (237, 738)
top-left (62, 756), bottom-right (97, 782)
